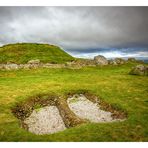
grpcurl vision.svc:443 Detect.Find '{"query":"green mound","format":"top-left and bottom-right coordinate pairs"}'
top-left (0, 43), bottom-right (75, 64)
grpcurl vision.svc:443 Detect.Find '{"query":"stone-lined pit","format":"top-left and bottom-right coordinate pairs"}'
top-left (11, 92), bottom-right (127, 135)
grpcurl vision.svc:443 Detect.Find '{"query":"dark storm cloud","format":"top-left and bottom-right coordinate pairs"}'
top-left (0, 6), bottom-right (148, 58)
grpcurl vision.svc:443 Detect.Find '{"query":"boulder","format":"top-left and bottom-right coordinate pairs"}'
top-left (27, 59), bottom-right (40, 64)
top-left (129, 65), bottom-right (148, 76)
top-left (94, 55), bottom-right (108, 65)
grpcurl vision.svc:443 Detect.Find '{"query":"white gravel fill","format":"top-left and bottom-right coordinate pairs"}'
top-left (67, 94), bottom-right (115, 123)
top-left (24, 106), bottom-right (66, 135)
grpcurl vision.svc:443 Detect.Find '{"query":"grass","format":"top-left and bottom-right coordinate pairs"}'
top-left (0, 43), bottom-right (75, 64)
top-left (34, 104), bottom-right (43, 112)
top-left (0, 63), bottom-right (148, 141)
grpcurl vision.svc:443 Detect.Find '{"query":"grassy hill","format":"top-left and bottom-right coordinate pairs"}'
top-left (0, 43), bottom-right (75, 64)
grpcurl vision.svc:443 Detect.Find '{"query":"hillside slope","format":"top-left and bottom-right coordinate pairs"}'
top-left (0, 43), bottom-right (74, 64)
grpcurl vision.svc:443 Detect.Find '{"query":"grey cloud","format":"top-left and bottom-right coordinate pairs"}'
top-left (0, 6), bottom-right (148, 58)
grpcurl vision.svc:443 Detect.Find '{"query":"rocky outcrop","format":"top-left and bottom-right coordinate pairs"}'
top-left (129, 65), bottom-right (148, 76)
top-left (94, 55), bottom-right (108, 65)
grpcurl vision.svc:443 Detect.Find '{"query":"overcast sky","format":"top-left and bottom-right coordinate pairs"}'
top-left (0, 6), bottom-right (148, 59)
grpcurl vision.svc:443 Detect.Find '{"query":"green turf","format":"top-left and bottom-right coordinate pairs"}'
top-left (0, 43), bottom-right (74, 64)
top-left (0, 63), bottom-right (148, 141)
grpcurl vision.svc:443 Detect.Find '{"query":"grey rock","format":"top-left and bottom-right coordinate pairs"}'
top-left (129, 65), bottom-right (148, 76)
top-left (94, 55), bottom-right (108, 65)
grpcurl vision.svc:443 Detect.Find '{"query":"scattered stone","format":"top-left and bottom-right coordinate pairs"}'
top-left (27, 59), bottom-right (40, 64)
top-left (24, 106), bottom-right (66, 135)
top-left (67, 94), bottom-right (119, 123)
top-left (94, 55), bottom-right (108, 65)
top-left (129, 65), bottom-right (148, 76)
